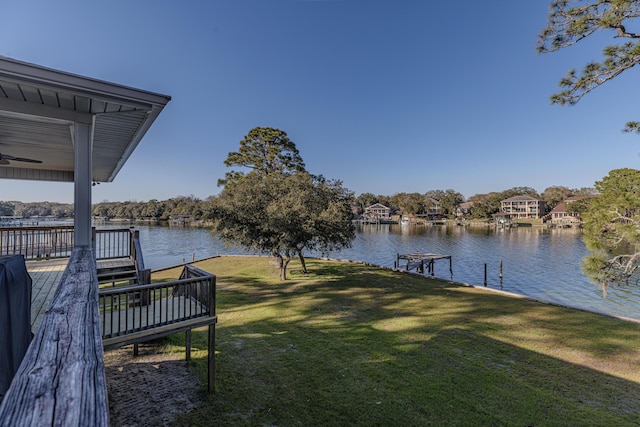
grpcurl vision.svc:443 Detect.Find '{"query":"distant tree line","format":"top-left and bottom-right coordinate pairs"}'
top-left (1, 185), bottom-right (597, 222)
top-left (91, 195), bottom-right (209, 221)
top-left (354, 185), bottom-right (597, 219)
top-left (0, 196), bottom-right (211, 222)
top-left (0, 201), bottom-right (74, 218)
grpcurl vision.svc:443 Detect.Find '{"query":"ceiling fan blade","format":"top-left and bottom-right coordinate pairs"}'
top-left (10, 156), bottom-right (42, 163)
top-left (0, 153), bottom-right (43, 164)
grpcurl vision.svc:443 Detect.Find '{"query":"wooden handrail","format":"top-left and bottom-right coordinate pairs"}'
top-left (0, 225), bottom-right (74, 260)
top-left (130, 228), bottom-right (150, 289)
top-left (99, 273), bottom-right (216, 340)
top-left (0, 226), bottom-right (138, 261)
top-left (99, 264), bottom-right (217, 393)
top-left (0, 247), bottom-right (108, 426)
top-left (94, 228), bottom-right (132, 260)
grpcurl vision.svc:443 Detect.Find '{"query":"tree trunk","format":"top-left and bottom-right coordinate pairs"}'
top-left (297, 250), bottom-right (308, 274)
top-left (274, 251), bottom-right (292, 280)
top-left (280, 255), bottom-right (291, 280)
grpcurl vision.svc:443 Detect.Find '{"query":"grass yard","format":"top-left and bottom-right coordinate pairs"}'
top-left (150, 256), bottom-right (640, 426)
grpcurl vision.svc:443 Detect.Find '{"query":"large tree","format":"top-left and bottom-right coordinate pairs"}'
top-left (210, 171), bottom-right (354, 280)
top-left (538, 0), bottom-right (640, 132)
top-left (275, 173), bottom-right (355, 274)
top-left (582, 168), bottom-right (640, 283)
top-left (424, 189), bottom-right (465, 217)
top-left (210, 127), bottom-right (355, 279)
top-left (390, 192), bottom-right (425, 215)
top-left (542, 185), bottom-right (574, 211)
top-left (467, 192), bottom-right (503, 219)
top-left (355, 193), bottom-right (379, 215)
top-left (0, 201), bottom-right (14, 216)
top-left (539, 1), bottom-right (640, 283)
top-left (218, 127), bottom-right (305, 186)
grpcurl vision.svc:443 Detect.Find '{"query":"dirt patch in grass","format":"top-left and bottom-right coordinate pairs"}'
top-left (104, 344), bottom-right (201, 426)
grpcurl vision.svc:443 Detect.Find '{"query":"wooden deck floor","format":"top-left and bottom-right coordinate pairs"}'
top-left (27, 257), bottom-right (134, 333)
top-left (27, 258), bottom-right (68, 333)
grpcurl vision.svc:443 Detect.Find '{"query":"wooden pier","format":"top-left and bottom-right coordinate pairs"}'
top-left (396, 253), bottom-right (452, 277)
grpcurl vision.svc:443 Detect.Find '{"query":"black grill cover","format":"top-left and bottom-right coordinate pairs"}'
top-left (0, 255), bottom-right (32, 397)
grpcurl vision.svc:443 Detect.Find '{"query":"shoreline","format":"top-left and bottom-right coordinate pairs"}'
top-left (154, 254), bottom-right (640, 325)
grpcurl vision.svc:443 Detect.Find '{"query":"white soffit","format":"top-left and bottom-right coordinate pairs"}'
top-left (0, 56), bottom-right (171, 182)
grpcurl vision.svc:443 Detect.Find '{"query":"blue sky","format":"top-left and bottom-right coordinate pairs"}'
top-left (2, 0), bottom-right (639, 203)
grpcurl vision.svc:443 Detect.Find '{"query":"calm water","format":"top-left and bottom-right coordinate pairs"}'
top-left (130, 222), bottom-right (640, 321)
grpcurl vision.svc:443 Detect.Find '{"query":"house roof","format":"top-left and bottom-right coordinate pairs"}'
top-left (0, 56), bottom-right (171, 182)
top-left (502, 195), bottom-right (543, 202)
top-left (550, 202), bottom-right (566, 213)
top-left (365, 203), bottom-right (389, 210)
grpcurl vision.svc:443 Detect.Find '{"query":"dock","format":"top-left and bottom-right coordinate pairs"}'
top-left (396, 253), bottom-right (452, 277)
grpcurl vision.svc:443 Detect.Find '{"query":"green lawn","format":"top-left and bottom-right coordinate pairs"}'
top-left (151, 256), bottom-right (640, 426)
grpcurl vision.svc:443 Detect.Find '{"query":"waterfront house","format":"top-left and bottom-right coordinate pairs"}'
top-left (546, 195), bottom-right (597, 227)
top-left (0, 56), bottom-right (171, 425)
top-left (547, 202), bottom-right (581, 227)
top-left (425, 198), bottom-right (442, 217)
top-left (364, 203), bottom-right (391, 219)
top-left (500, 195), bottom-right (546, 220)
top-left (456, 201), bottom-right (474, 217)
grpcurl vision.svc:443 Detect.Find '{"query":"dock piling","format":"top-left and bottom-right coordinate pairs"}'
top-left (484, 263), bottom-right (487, 286)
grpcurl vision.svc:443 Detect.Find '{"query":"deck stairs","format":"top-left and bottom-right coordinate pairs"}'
top-left (97, 260), bottom-right (138, 286)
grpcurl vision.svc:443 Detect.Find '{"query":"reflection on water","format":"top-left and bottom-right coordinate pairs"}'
top-left (128, 222), bottom-right (640, 321)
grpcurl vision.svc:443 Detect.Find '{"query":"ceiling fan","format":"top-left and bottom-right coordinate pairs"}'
top-left (0, 153), bottom-right (43, 165)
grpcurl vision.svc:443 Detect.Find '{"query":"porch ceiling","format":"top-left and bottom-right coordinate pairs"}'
top-left (0, 56), bottom-right (171, 182)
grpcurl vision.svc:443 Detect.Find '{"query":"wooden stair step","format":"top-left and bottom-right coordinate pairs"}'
top-left (97, 269), bottom-right (138, 284)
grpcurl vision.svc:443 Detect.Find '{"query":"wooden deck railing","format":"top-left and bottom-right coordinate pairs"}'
top-left (130, 228), bottom-right (151, 288)
top-left (0, 230), bottom-right (217, 425)
top-left (93, 227), bottom-right (135, 260)
top-left (0, 225), bottom-right (141, 262)
top-left (0, 225), bottom-right (74, 260)
top-left (0, 247), bottom-right (109, 426)
top-left (99, 263), bottom-right (217, 392)
top-left (99, 268), bottom-right (215, 343)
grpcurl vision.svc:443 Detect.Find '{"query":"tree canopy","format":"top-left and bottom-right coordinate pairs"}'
top-left (582, 168), bottom-right (640, 283)
top-left (538, 0), bottom-right (640, 132)
top-left (539, 1), bottom-right (640, 283)
top-left (424, 189), bottom-right (465, 217)
top-left (218, 127), bottom-right (306, 186)
top-left (541, 186), bottom-right (573, 211)
top-left (0, 201), bottom-right (15, 216)
top-left (209, 127), bottom-right (355, 280)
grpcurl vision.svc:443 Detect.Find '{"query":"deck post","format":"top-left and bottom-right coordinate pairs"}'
top-left (186, 330), bottom-right (192, 361)
top-left (73, 121), bottom-right (93, 248)
top-left (208, 274), bottom-right (216, 393)
top-left (139, 268), bottom-right (151, 305)
top-left (208, 324), bottom-right (215, 393)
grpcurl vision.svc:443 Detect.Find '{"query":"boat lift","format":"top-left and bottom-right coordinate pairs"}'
top-left (396, 253), bottom-right (452, 278)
